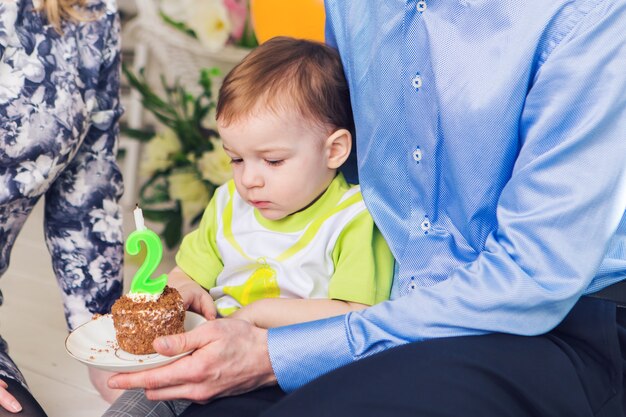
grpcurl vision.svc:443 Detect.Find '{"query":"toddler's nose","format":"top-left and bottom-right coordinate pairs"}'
top-left (241, 165), bottom-right (263, 188)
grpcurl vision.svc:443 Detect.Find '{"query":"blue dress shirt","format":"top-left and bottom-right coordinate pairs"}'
top-left (268, 0), bottom-right (626, 392)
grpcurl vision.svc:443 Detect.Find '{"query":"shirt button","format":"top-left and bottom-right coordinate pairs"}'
top-left (421, 217), bottom-right (431, 232)
top-left (412, 147), bottom-right (422, 162)
top-left (416, 0), bottom-right (427, 12)
top-left (411, 73), bottom-right (423, 90)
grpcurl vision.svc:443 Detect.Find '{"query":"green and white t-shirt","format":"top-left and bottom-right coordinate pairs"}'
top-left (176, 173), bottom-right (394, 316)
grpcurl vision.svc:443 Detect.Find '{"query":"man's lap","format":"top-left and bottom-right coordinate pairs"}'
top-left (182, 297), bottom-right (624, 417)
top-left (183, 386), bottom-right (285, 417)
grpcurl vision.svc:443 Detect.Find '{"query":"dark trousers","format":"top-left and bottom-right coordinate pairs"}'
top-left (182, 296), bottom-right (625, 417)
top-left (0, 378), bottom-right (47, 417)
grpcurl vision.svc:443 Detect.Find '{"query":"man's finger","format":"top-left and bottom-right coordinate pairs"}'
top-left (153, 320), bottom-right (219, 356)
top-left (108, 353), bottom-right (193, 390)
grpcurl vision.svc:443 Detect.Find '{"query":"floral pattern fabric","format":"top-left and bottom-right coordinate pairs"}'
top-left (0, 0), bottom-right (124, 387)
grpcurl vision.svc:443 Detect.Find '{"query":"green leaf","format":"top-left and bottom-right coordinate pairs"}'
top-left (235, 14), bottom-right (259, 49)
top-left (161, 203), bottom-right (183, 249)
top-left (121, 127), bottom-right (156, 142)
top-left (190, 209), bottom-right (204, 226)
top-left (199, 68), bottom-right (215, 94)
top-left (141, 208), bottom-right (177, 222)
top-left (170, 151), bottom-right (192, 166)
top-left (139, 172), bottom-right (171, 204)
top-left (159, 11), bottom-right (198, 39)
top-left (122, 65), bottom-right (170, 111)
top-left (193, 97), bottom-right (210, 125)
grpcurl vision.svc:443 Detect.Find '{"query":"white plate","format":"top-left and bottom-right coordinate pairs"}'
top-left (65, 311), bottom-right (207, 372)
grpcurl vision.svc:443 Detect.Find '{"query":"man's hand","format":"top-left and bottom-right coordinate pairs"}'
top-left (0, 380), bottom-right (22, 413)
top-left (107, 318), bottom-right (277, 402)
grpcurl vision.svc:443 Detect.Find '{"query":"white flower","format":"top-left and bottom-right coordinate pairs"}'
top-left (53, 88), bottom-right (77, 130)
top-left (15, 48), bottom-right (45, 83)
top-left (88, 246), bottom-right (122, 286)
top-left (140, 129), bottom-right (182, 176)
top-left (168, 169), bottom-right (210, 222)
top-left (57, 250), bottom-right (88, 287)
top-left (53, 230), bottom-right (86, 253)
top-left (0, 176), bottom-right (10, 203)
top-left (83, 89), bottom-right (98, 113)
top-left (185, 0), bottom-right (231, 52)
top-left (197, 138), bottom-right (232, 185)
top-left (91, 109), bottom-right (116, 129)
top-left (65, 167), bottom-right (89, 206)
top-left (0, 61), bottom-right (24, 102)
top-left (14, 154), bottom-right (58, 197)
top-left (90, 199), bottom-right (123, 243)
top-left (64, 293), bottom-right (92, 329)
top-left (75, 30), bottom-right (101, 71)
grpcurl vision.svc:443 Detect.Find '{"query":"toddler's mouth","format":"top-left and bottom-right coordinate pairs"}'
top-left (250, 200), bottom-right (271, 209)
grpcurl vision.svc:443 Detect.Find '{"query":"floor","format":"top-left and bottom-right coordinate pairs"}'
top-left (1, 197), bottom-right (177, 417)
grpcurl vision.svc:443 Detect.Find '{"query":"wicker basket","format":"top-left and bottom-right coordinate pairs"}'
top-left (125, 0), bottom-right (251, 93)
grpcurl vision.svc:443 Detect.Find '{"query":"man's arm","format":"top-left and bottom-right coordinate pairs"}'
top-left (267, 0), bottom-right (626, 393)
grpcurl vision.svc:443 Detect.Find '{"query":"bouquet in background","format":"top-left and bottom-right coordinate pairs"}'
top-left (159, 0), bottom-right (258, 51)
top-left (123, 65), bottom-right (232, 248)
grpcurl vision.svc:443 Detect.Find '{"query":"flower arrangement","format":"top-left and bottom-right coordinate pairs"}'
top-left (123, 65), bottom-right (232, 248)
top-left (158, 0), bottom-right (258, 51)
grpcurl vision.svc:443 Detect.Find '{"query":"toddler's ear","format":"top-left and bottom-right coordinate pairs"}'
top-left (325, 129), bottom-right (352, 169)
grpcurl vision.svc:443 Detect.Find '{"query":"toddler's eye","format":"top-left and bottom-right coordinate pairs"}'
top-left (265, 160), bottom-right (284, 166)
top-left (230, 158), bottom-right (243, 165)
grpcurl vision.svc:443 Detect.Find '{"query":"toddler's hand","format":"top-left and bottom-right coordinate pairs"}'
top-left (168, 267), bottom-right (217, 320)
top-left (178, 280), bottom-right (217, 320)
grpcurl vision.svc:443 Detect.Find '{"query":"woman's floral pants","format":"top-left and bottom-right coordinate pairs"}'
top-left (0, 128), bottom-right (124, 387)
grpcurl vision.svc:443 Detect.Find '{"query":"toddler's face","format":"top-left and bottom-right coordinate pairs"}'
top-left (218, 110), bottom-right (336, 220)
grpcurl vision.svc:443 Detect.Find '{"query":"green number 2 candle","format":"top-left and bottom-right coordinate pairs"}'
top-left (127, 206), bottom-right (168, 295)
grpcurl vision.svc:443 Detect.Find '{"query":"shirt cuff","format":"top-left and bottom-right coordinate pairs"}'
top-left (267, 315), bottom-right (353, 392)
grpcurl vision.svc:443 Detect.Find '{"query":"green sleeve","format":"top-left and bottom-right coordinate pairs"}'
top-left (175, 193), bottom-right (223, 290)
top-left (329, 210), bottom-right (394, 305)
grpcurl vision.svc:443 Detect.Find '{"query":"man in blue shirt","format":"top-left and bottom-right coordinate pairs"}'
top-left (109, 1), bottom-right (626, 416)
